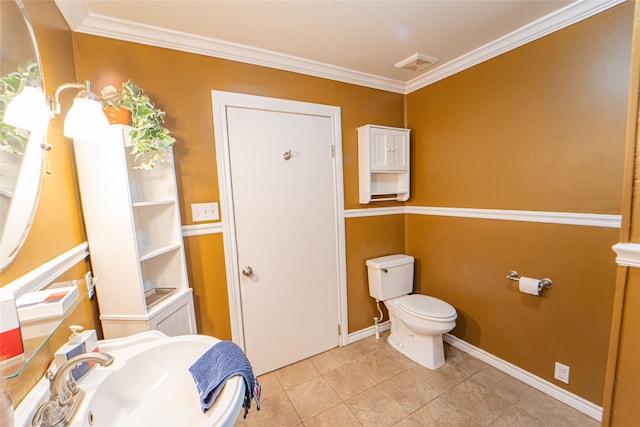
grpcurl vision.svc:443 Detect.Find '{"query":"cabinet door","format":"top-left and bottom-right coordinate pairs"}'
top-left (369, 128), bottom-right (408, 171)
top-left (387, 130), bottom-right (408, 171)
top-left (369, 128), bottom-right (390, 170)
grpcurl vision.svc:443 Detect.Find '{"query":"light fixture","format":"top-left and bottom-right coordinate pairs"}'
top-left (2, 85), bottom-right (50, 133)
top-left (53, 81), bottom-right (110, 140)
top-left (3, 80), bottom-right (110, 141)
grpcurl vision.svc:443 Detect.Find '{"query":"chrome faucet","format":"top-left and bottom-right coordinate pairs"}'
top-left (32, 352), bottom-right (114, 427)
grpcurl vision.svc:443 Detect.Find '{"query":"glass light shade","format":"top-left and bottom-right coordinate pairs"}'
top-left (3, 86), bottom-right (50, 133)
top-left (63, 97), bottom-right (110, 141)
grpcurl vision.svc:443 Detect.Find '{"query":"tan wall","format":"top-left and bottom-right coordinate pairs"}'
top-left (73, 34), bottom-right (406, 338)
top-left (406, 3), bottom-right (632, 405)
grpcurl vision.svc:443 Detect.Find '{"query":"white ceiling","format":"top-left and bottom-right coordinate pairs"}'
top-left (54, 0), bottom-right (624, 94)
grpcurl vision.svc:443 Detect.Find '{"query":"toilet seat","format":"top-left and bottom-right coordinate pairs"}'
top-left (396, 294), bottom-right (457, 321)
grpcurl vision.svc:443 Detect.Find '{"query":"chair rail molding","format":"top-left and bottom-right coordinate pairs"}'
top-left (345, 206), bottom-right (622, 228)
top-left (612, 242), bottom-right (640, 268)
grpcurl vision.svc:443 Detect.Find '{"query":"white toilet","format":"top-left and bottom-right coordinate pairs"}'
top-left (367, 254), bottom-right (457, 370)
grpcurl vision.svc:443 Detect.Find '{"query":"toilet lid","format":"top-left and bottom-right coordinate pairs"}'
top-left (397, 294), bottom-right (457, 319)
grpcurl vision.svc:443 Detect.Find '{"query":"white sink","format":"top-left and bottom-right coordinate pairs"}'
top-left (18, 331), bottom-right (245, 427)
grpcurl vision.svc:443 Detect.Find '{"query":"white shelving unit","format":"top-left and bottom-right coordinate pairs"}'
top-left (73, 125), bottom-right (196, 339)
top-left (358, 124), bottom-right (411, 203)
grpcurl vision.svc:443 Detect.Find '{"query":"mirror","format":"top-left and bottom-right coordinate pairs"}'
top-left (0, 0), bottom-right (48, 271)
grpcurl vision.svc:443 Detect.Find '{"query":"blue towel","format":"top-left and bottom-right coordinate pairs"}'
top-left (188, 341), bottom-right (261, 418)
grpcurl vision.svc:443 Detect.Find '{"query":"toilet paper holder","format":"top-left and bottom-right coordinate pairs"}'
top-left (506, 270), bottom-right (553, 289)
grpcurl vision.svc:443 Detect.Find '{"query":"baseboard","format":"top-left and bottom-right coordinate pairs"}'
top-left (346, 324), bottom-right (601, 421)
top-left (443, 334), bottom-right (603, 421)
top-left (347, 320), bottom-right (391, 344)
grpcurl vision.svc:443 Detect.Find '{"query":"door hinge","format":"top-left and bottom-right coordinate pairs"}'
top-left (338, 324), bottom-right (341, 336)
top-left (331, 144), bottom-right (335, 158)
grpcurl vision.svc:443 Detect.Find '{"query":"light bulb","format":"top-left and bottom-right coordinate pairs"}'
top-left (63, 97), bottom-right (110, 141)
top-left (3, 86), bottom-right (50, 133)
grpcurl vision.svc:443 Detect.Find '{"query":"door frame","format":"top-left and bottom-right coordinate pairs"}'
top-left (211, 91), bottom-right (349, 349)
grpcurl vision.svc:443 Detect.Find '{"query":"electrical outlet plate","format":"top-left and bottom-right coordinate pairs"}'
top-left (554, 362), bottom-right (570, 384)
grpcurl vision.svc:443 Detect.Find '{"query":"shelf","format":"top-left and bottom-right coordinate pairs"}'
top-left (139, 243), bottom-right (181, 262)
top-left (144, 287), bottom-right (177, 309)
top-left (133, 203), bottom-right (180, 255)
top-left (73, 124), bottom-right (196, 339)
top-left (132, 200), bottom-right (176, 208)
top-left (0, 279), bottom-right (90, 379)
top-left (0, 187), bottom-right (14, 198)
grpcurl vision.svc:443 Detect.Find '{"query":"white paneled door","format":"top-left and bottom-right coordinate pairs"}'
top-left (221, 98), bottom-right (342, 375)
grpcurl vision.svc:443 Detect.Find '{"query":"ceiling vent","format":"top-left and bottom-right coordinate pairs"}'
top-left (394, 53), bottom-right (439, 72)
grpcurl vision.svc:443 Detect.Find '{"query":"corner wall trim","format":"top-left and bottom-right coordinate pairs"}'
top-left (182, 222), bottom-right (224, 237)
top-left (612, 242), bottom-right (640, 268)
top-left (345, 206), bottom-right (621, 228)
top-left (3, 242), bottom-right (89, 298)
top-left (443, 334), bottom-right (603, 421)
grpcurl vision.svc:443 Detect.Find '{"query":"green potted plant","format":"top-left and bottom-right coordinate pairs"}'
top-left (0, 60), bottom-right (41, 154)
top-left (100, 80), bottom-right (176, 170)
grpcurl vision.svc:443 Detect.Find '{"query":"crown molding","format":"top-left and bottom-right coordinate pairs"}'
top-left (405, 0), bottom-right (626, 93)
top-left (55, 0), bottom-right (625, 95)
top-left (54, 0), bottom-right (406, 94)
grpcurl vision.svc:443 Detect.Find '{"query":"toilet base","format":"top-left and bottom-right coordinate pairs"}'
top-left (387, 322), bottom-right (446, 370)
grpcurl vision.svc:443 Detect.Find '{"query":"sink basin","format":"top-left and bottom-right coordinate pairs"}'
top-left (66, 331), bottom-right (244, 427)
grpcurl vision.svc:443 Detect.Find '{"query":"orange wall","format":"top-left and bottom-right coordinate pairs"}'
top-left (0, 1), bottom-right (86, 284)
top-left (346, 215), bottom-right (405, 332)
top-left (73, 34), bottom-right (406, 338)
top-left (0, 0), bottom-right (101, 406)
top-left (4, 0), bottom-right (635, 412)
top-left (406, 3), bottom-right (632, 405)
top-left (605, 3), bottom-right (640, 425)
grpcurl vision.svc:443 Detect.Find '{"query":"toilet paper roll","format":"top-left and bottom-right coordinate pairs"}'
top-left (519, 277), bottom-right (541, 296)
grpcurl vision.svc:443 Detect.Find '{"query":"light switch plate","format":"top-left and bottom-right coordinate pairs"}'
top-left (192, 202), bottom-right (219, 222)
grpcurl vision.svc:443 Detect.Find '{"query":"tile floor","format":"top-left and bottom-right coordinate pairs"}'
top-left (236, 332), bottom-right (600, 427)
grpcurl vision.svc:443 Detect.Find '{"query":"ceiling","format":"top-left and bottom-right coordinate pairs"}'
top-left (54, 0), bottom-right (624, 94)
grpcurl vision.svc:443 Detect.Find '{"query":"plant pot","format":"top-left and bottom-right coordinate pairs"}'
top-left (103, 106), bottom-right (132, 125)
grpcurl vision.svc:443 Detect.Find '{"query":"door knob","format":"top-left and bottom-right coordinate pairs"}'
top-left (242, 266), bottom-right (254, 277)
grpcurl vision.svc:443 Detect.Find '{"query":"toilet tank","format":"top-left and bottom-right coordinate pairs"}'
top-left (366, 254), bottom-right (414, 301)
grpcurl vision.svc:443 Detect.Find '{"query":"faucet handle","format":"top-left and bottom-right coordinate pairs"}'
top-left (32, 400), bottom-right (62, 427)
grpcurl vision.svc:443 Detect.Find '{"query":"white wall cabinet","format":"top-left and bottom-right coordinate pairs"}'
top-left (73, 125), bottom-right (197, 339)
top-left (358, 124), bottom-right (411, 203)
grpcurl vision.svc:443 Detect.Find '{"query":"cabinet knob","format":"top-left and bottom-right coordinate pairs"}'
top-left (283, 150), bottom-right (292, 161)
top-left (242, 266), bottom-right (254, 277)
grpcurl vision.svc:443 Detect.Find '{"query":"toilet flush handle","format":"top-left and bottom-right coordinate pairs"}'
top-left (242, 266), bottom-right (254, 277)
top-left (382, 268), bottom-right (388, 273)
